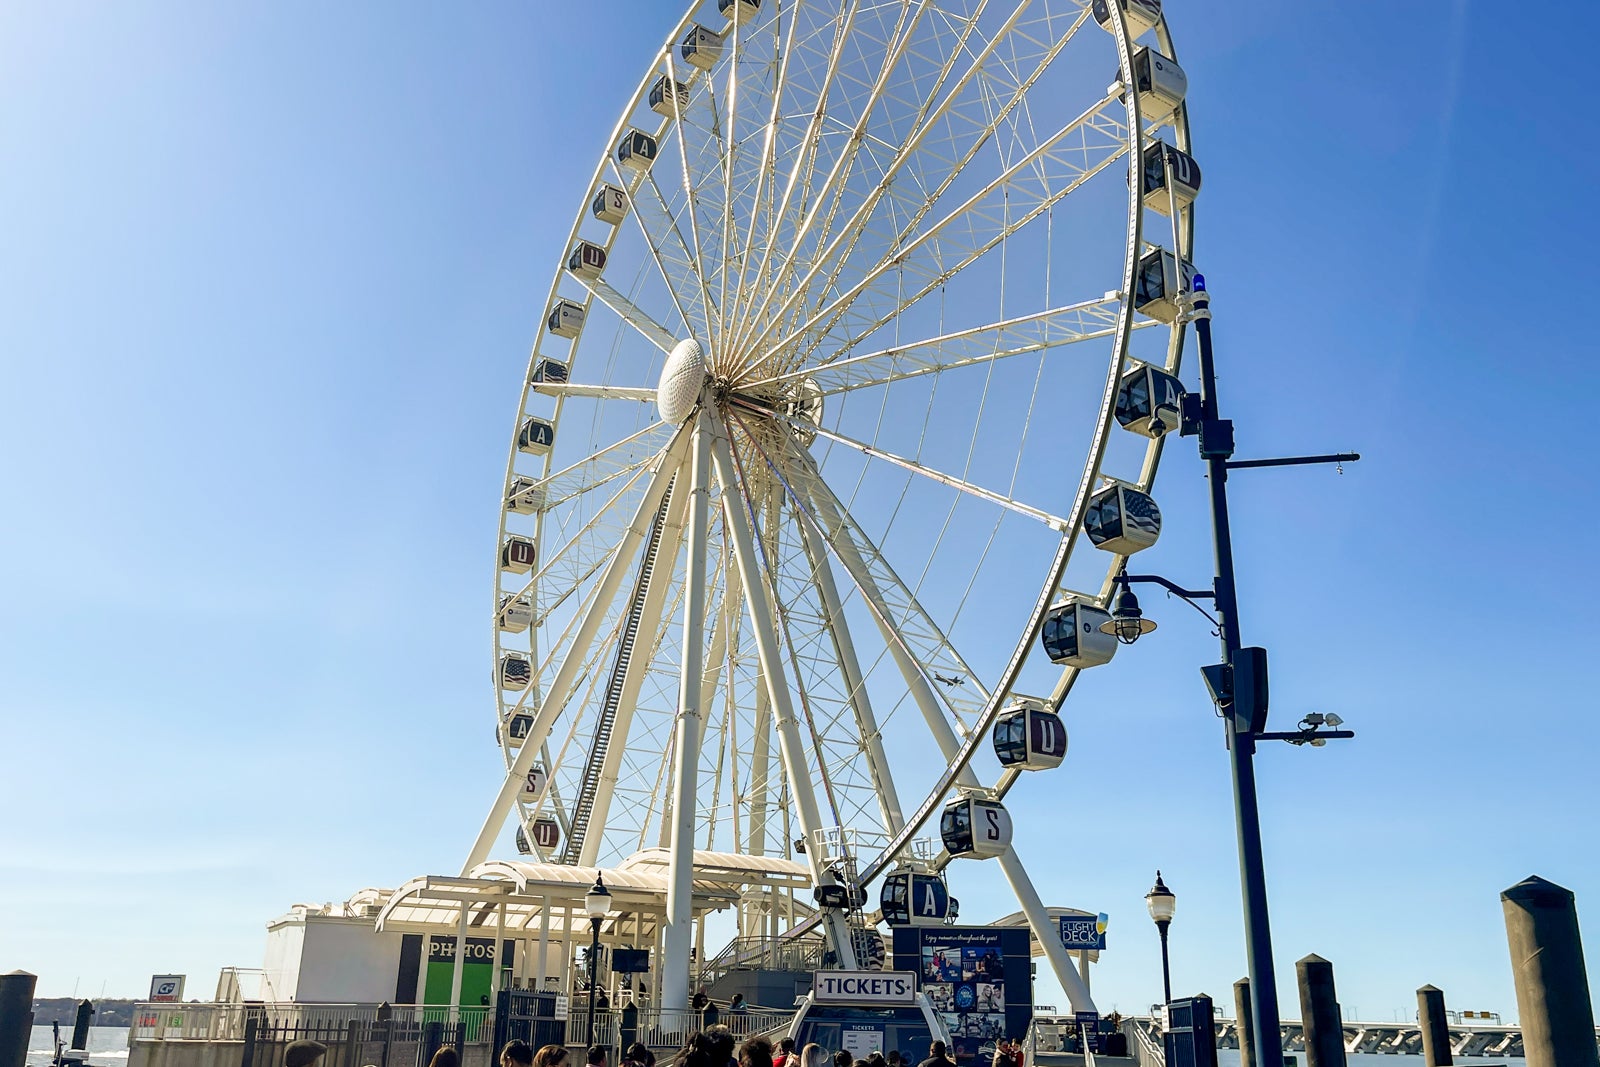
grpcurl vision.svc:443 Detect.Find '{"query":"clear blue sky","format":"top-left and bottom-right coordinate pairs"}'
top-left (3, 0), bottom-right (1598, 1026)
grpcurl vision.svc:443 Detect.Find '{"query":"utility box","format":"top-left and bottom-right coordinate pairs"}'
top-left (1162, 994), bottom-right (1217, 1067)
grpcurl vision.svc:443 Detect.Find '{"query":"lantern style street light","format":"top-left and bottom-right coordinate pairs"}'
top-left (584, 873), bottom-right (612, 1046)
top-left (1145, 872), bottom-right (1176, 1006)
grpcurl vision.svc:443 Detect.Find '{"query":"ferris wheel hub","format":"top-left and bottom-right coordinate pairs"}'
top-left (658, 337), bottom-right (708, 424)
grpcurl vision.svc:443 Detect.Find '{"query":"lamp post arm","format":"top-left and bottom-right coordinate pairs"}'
top-left (1256, 729), bottom-right (1355, 744)
top-left (1120, 574), bottom-right (1222, 630)
top-left (1120, 574), bottom-right (1215, 601)
top-left (1224, 453), bottom-right (1361, 471)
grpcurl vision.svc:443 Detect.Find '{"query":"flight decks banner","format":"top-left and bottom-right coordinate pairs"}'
top-left (891, 927), bottom-right (1032, 1065)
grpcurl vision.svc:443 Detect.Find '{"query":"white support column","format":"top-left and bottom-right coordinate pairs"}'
top-left (798, 517), bottom-right (905, 834)
top-left (998, 847), bottom-right (1095, 1014)
top-left (493, 902), bottom-right (506, 1000)
top-left (465, 427), bottom-right (692, 872)
top-left (652, 911), bottom-right (667, 1006)
top-left (662, 406), bottom-right (715, 1012)
top-left (748, 682), bottom-right (771, 857)
top-left (415, 942), bottom-right (429, 1006)
top-left (449, 901), bottom-right (470, 1018)
top-left (708, 421), bottom-right (857, 969)
top-left (1077, 949), bottom-right (1091, 995)
top-left (561, 907), bottom-right (573, 995)
top-left (538, 897), bottom-right (551, 989)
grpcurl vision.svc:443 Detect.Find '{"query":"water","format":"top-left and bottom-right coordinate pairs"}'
top-left (26, 1026), bottom-right (130, 1067)
top-left (1214, 1052), bottom-right (1526, 1066)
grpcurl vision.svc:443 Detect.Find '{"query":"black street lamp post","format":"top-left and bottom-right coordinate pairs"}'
top-left (1101, 275), bottom-right (1358, 1067)
top-left (1145, 872), bottom-right (1176, 1007)
top-left (584, 873), bottom-right (612, 1047)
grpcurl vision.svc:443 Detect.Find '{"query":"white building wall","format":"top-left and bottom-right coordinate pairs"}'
top-left (294, 916), bottom-right (405, 1003)
top-left (263, 912), bottom-right (403, 1003)
top-left (262, 920), bottom-right (307, 1002)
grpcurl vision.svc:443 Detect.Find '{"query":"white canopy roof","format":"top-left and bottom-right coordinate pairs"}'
top-left (374, 849), bottom-right (810, 938)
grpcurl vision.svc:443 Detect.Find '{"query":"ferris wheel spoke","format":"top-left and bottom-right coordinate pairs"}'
top-left (729, 0), bottom-right (1017, 361)
top-left (794, 510), bottom-right (905, 835)
top-left (515, 421), bottom-right (674, 515)
top-left (738, 295), bottom-right (1133, 395)
top-left (520, 623), bottom-right (622, 827)
top-left (719, 0), bottom-right (805, 358)
top-left (786, 3), bottom-right (1093, 339)
top-left (529, 382), bottom-right (657, 403)
top-left (613, 159), bottom-right (698, 338)
top-left (727, 0), bottom-right (980, 362)
top-left (738, 419), bottom-right (992, 736)
top-left (749, 403), bottom-right (1071, 532)
top-left (723, 0), bottom-right (898, 357)
top-left (572, 274), bottom-right (682, 355)
top-left (732, 3), bottom-right (1085, 369)
top-left (663, 51), bottom-right (725, 348)
top-left (750, 91), bottom-right (1127, 373)
top-left (726, 0), bottom-right (972, 355)
top-left (724, 2), bottom-right (865, 335)
top-left (504, 454), bottom-right (656, 628)
top-left (519, 486), bottom-right (647, 630)
top-left (467, 423), bottom-right (692, 872)
top-left (709, 413), bottom-right (860, 967)
top-left (643, 168), bottom-right (714, 340)
top-left (567, 473), bottom-right (688, 866)
top-left (809, 141), bottom-right (1132, 369)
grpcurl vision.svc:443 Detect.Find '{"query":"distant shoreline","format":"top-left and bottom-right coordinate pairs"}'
top-left (31, 1001), bottom-right (140, 1028)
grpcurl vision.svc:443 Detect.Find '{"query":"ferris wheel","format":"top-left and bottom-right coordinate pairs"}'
top-left (467, 0), bottom-right (1196, 1013)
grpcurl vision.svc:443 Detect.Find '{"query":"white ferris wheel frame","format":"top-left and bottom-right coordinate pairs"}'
top-left (469, 0), bottom-right (1196, 1015)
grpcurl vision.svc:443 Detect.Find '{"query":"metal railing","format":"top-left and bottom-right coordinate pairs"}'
top-left (589, 1007), bottom-right (795, 1050)
top-left (133, 1001), bottom-right (791, 1052)
top-left (1125, 1017), bottom-right (1165, 1067)
top-left (132, 1003), bottom-right (492, 1044)
top-left (697, 936), bottom-right (825, 989)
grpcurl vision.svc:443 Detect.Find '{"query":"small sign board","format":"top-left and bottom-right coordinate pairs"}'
top-left (1059, 915), bottom-right (1107, 951)
top-left (149, 975), bottom-right (185, 1002)
top-left (813, 970), bottom-right (918, 1005)
top-left (554, 994), bottom-right (571, 1019)
top-left (1076, 1011), bottom-right (1101, 1053)
top-left (840, 1025), bottom-right (884, 1059)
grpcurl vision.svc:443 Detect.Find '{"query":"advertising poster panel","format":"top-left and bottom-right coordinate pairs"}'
top-left (891, 927), bottom-right (1031, 1065)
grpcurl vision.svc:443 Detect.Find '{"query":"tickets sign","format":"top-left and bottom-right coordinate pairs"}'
top-left (813, 970), bottom-right (918, 1004)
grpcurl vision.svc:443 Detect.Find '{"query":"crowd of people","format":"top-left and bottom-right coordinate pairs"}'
top-left (485, 1032), bottom-right (1023, 1067)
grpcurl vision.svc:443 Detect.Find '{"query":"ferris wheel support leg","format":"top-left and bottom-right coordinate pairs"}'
top-left (748, 675), bottom-right (772, 858)
top-left (579, 479), bottom-right (692, 868)
top-left (663, 406), bottom-right (716, 1013)
top-left (997, 846), bottom-right (1096, 1015)
top-left (798, 517), bottom-right (907, 835)
top-left (709, 419), bottom-right (858, 970)
top-left (793, 458), bottom-right (983, 792)
top-left (465, 425), bottom-right (692, 873)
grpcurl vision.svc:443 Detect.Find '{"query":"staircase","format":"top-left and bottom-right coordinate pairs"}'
top-left (561, 486), bottom-right (674, 864)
